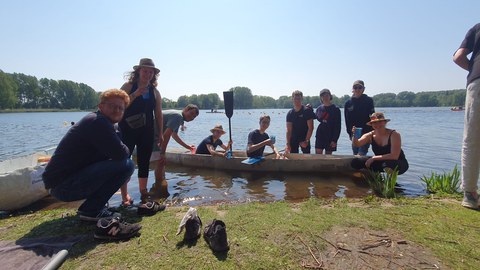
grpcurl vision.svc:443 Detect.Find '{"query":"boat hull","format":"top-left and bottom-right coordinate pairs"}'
top-left (149, 149), bottom-right (356, 173)
top-left (0, 153), bottom-right (50, 211)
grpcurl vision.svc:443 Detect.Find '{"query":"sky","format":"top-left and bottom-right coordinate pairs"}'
top-left (1, 0), bottom-right (479, 100)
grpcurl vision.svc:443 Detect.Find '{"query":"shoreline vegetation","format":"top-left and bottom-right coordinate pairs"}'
top-left (1, 196), bottom-right (478, 269)
top-left (0, 71), bottom-right (466, 111)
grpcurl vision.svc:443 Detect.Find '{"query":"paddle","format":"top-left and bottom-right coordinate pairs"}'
top-left (223, 91), bottom-right (234, 158)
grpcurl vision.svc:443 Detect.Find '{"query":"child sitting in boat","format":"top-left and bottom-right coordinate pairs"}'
top-left (195, 124), bottom-right (233, 157)
top-left (247, 115), bottom-right (281, 159)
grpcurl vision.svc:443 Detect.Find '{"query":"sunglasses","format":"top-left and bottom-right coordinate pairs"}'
top-left (353, 85), bottom-right (364, 90)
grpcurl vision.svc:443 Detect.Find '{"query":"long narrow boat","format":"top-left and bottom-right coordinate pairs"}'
top-left (149, 148), bottom-right (356, 173)
top-left (0, 153), bottom-right (50, 211)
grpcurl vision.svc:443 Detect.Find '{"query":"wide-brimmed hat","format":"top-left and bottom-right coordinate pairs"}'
top-left (210, 124), bottom-right (226, 134)
top-left (367, 112), bottom-right (390, 125)
top-left (133, 58), bottom-right (160, 74)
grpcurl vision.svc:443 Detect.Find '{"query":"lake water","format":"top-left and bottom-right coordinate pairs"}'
top-left (0, 107), bottom-right (464, 206)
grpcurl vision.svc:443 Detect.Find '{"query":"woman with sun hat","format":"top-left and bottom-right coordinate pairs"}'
top-left (351, 112), bottom-right (409, 175)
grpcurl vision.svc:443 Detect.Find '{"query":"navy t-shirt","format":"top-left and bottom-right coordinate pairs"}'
top-left (247, 129), bottom-right (269, 157)
top-left (195, 135), bottom-right (223, 155)
top-left (458, 23), bottom-right (480, 85)
top-left (286, 105), bottom-right (315, 141)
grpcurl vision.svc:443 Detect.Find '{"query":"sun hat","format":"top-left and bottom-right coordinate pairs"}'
top-left (367, 112), bottom-right (390, 125)
top-left (210, 124), bottom-right (226, 134)
top-left (133, 58), bottom-right (160, 74)
top-left (352, 80), bottom-right (365, 88)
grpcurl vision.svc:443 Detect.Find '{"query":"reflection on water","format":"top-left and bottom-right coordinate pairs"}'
top-left (109, 165), bottom-right (372, 207)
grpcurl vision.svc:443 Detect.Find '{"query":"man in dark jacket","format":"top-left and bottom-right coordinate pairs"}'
top-left (344, 80), bottom-right (375, 156)
top-left (42, 89), bottom-right (134, 221)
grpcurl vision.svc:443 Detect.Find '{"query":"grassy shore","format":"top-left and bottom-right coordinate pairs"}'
top-left (1, 196), bottom-right (479, 269)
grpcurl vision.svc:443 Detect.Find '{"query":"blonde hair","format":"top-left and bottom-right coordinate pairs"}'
top-left (99, 89), bottom-right (130, 105)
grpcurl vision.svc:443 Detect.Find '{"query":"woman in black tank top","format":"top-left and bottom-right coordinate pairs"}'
top-left (351, 112), bottom-right (408, 175)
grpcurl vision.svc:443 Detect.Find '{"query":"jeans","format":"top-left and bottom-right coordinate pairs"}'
top-left (462, 79), bottom-right (480, 192)
top-left (50, 159), bottom-right (134, 215)
top-left (352, 143), bottom-right (370, 156)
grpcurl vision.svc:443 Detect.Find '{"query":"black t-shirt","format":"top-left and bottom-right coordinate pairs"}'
top-left (286, 105), bottom-right (315, 141)
top-left (247, 129), bottom-right (269, 157)
top-left (458, 23), bottom-right (480, 85)
top-left (195, 135), bottom-right (223, 155)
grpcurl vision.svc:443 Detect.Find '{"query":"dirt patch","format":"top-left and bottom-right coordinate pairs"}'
top-left (296, 226), bottom-right (444, 269)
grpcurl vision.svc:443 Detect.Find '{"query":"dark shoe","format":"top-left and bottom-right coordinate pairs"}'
top-left (78, 207), bottom-right (121, 222)
top-left (94, 217), bottom-right (142, 240)
top-left (119, 198), bottom-right (134, 208)
top-left (204, 219), bottom-right (229, 252)
top-left (185, 214), bottom-right (202, 241)
top-left (137, 201), bottom-right (166, 216)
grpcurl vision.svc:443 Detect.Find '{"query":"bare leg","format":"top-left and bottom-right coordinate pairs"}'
top-left (315, 148), bottom-right (324, 154)
top-left (120, 178), bottom-right (132, 205)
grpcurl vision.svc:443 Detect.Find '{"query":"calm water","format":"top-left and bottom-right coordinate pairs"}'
top-left (0, 108), bottom-right (464, 206)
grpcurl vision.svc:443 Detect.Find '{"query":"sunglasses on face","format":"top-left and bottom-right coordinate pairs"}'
top-left (353, 86), bottom-right (364, 90)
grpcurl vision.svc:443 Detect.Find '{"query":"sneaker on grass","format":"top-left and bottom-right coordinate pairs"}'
top-left (78, 207), bottom-right (121, 222)
top-left (461, 191), bottom-right (479, 210)
top-left (94, 217), bottom-right (142, 241)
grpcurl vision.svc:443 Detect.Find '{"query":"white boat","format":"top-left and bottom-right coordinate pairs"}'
top-left (148, 148), bottom-right (356, 174)
top-left (0, 153), bottom-right (50, 211)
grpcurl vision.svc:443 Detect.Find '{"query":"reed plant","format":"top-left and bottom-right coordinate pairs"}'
top-left (363, 168), bottom-right (399, 198)
top-left (421, 165), bottom-right (461, 194)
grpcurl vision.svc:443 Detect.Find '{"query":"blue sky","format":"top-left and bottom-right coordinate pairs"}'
top-left (1, 0), bottom-right (479, 100)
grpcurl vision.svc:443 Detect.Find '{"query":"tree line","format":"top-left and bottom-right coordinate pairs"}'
top-left (0, 71), bottom-right (466, 110)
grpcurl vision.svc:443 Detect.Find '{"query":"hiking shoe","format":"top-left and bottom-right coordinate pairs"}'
top-left (461, 191), bottom-right (479, 210)
top-left (78, 207), bottom-right (121, 222)
top-left (94, 217), bottom-right (142, 241)
top-left (184, 214), bottom-right (202, 241)
top-left (176, 207), bottom-right (202, 241)
top-left (137, 201), bottom-right (166, 216)
top-left (204, 219), bottom-right (229, 252)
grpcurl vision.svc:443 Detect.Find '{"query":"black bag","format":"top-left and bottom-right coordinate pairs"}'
top-left (125, 113), bottom-right (146, 129)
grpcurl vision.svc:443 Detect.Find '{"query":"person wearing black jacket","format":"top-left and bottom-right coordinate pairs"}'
top-left (42, 89), bottom-right (134, 222)
top-left (344, 80), bottom-right (375, 156)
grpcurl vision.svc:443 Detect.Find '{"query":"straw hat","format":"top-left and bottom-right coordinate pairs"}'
top-left (133, 58), bottom-right (160, 74)
top-left (210, 124), bottom-right (226, 134)
top-left (367, 112), bottom-right (390, 126)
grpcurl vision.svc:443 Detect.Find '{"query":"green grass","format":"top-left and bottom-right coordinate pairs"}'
top-left (422, 165), bottom-right (461, 194)
top-left (1, 197), bottom-right (479, 269)
top-left (363, 169), bottom-right (399, 198)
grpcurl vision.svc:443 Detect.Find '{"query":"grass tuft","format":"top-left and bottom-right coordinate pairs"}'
top-left (421, 165), bottom-right (461, 194)
top-left (363, 168), bottom-right (399, 198)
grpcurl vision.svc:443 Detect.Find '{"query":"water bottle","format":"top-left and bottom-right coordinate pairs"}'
top-left (270, 135), bottom-right (276, 144)
top-left (142, 91), bottom-right (150, 100)
top-left (226, 150), bottom-right (232, 159)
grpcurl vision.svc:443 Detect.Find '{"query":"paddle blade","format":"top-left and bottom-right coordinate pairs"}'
top-left (223, 91), bottom-right (234, 118)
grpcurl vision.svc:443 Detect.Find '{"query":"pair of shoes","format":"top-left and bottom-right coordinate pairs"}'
top-left (204, 219), bottom-right (229, 252)
top-left (177, 208), bottom-right (202, 241)
top-left (94, 217), bottom-right (142, 240)
top-left (137, 201), bottom-right (166, 216)
top-left (78, 207), bottom-right (121, 222)
top-left (461, 191), bottom-right (479, 210)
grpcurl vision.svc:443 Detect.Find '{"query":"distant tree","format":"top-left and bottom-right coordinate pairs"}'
top-left (231, 86), bottom-right (253, 109)
top-left (177, 95), bottom-right (189, 108)
top-left (276, 95), bottom-right (291, 108)
top-left (373, 93), bottom-right (397, 107)
top-left (10, 73), bottom-right (40, 108)
top-left (162, 97), bottom-right (176, 109)
top-left (396, 91), bottom-right (416, 107)
top-left (252, 95), bottom-right (277, 108)
top-left (0, 71), bottom-right (18, 109)
top-left (413, 92), bottom-right (439, 107)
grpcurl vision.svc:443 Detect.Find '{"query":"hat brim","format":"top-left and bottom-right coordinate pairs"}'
top-left (133, 65), bottom-right (160, 74)
top-left (210, 128), bottom-right (226, 134)
top-left (367, 119), bottom-right (390, 126)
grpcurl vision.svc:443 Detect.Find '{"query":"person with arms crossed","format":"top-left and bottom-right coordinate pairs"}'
top-left (285, 90), bottom-right (315, 154)
top-left (314, 89), bottom-right (341, 155)
top-left (344, 80), bottom-right (375, 156)
top-left (453, 23), bottom-right (480, 209)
